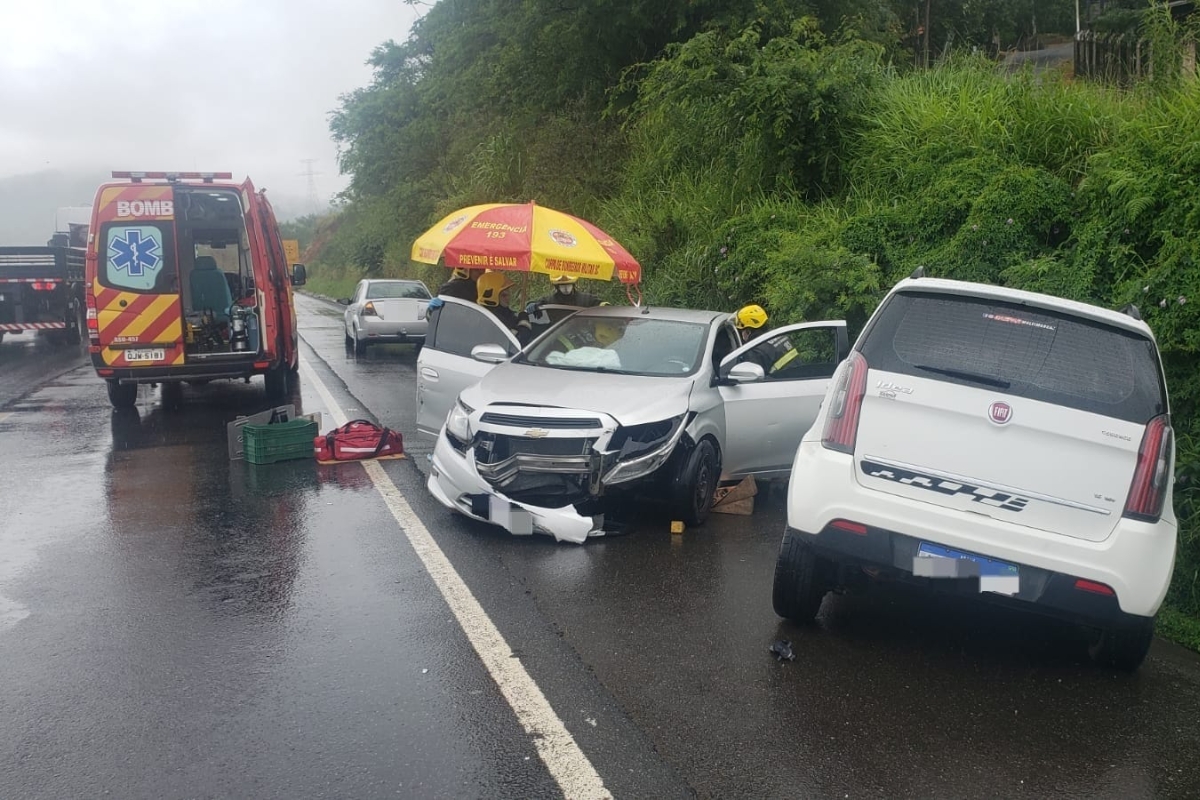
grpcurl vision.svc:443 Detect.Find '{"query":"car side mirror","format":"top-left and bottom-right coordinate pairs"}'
top-left (724, 362), bottom-right (764, 385)
top-left (337, 297), bottom-right (351, 305)
top-left (471, 343), bottom-right (510, 364)
top-left (290, 264), bottom-right (307, 286)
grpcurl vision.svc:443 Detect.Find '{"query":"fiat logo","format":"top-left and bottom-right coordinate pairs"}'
top-left (988, 401), bottom-right (1013, 425)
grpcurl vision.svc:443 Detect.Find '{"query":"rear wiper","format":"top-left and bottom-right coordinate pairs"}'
top-left (913, 364), bottom-right (1011, 389)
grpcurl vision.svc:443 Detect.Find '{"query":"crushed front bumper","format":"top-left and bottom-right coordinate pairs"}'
top-left (427, 431), bottom-right (605, 544)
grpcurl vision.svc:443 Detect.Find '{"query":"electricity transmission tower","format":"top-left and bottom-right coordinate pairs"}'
top-left (299, 159), bottom-right (322, 216)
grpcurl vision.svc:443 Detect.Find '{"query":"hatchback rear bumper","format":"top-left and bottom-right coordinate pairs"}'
top-left (786, 439), bottom-right (1177, 618)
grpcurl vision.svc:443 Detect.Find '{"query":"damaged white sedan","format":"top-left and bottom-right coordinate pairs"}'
top-left (417, 300), bottom-right (850, 542)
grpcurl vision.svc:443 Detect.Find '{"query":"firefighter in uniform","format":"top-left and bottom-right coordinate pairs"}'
top-left (437, 267), bottom-right (482, 301)
top-left (536, 274), bottom-right (602, 308)
top-left (733, 304), bottom-right (789, 374)
top-left (477, 272), bottom-right (535, 345)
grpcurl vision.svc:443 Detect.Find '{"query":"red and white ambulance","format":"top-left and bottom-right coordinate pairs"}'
top-left (85, 171), bottom-right (305, 408)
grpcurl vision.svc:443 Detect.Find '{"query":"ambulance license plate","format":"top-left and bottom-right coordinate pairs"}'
top-left (124, 348), bottom-right (165, 362)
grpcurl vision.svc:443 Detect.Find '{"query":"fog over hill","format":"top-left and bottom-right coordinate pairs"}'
top-left (0, 170), bottom-right (320, 245)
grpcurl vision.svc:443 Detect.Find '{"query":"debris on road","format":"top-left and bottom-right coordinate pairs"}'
top-left (769, 639), bottom-right (796, 662)
top-left (712, 477), bottom-right (757, 515)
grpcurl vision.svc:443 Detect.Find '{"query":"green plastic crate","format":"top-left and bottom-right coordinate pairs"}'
top-left (243, 418), bottom-right (318, 465)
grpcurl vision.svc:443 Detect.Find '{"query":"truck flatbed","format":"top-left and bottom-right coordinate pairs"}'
top-left (0, 246), bottom-right (86, 283)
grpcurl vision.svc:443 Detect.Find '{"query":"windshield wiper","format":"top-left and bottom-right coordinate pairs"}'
top-left (913, 364), bottom-right (1011, 389)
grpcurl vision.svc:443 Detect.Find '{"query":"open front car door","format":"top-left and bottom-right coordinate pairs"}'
top-left (717, 320), bottom-right (850, 479)
top-left (416, 298), bottom-right (522, 439)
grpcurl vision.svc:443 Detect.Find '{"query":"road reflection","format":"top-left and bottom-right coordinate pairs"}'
top-left (105, 378), bottom-right (316, 619)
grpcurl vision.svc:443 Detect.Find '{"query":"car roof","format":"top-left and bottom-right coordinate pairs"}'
top-left (889, 277), bottom-right (1156, 339)
top-left (365, 278), bottom-right (425, 284)
top-left (569, 305), bottom-right (727, 324)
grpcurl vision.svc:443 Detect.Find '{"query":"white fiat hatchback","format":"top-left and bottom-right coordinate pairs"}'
top-left (773, 271), bottom-right (1177, 672)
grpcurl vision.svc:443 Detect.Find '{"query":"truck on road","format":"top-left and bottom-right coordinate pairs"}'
top-left (0, 222), bottom-right (88, 348)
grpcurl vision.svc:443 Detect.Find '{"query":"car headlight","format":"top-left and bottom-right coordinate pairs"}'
top-left (445, 399), bottom-right (474, 447)
top-left (603, 415), bottom-right (686, 486)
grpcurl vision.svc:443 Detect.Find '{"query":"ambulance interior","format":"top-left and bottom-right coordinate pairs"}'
top-left (175, 188), bottom-right (261, 359)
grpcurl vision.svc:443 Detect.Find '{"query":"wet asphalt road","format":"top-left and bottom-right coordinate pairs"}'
top-left (2, 295), bottom-right (1200, 799)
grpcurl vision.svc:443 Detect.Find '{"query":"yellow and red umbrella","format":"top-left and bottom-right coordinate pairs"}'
top-left (411, 201), bottom-right (641, 285)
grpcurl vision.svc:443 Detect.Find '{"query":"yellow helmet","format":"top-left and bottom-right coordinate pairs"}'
top-left (550, 274), bottom-right (578, 285)
top-left (735, 304), bottom-right (768, 330)
top-left (476, 272), bottom-right (514, 307)
top-left (593, 320), bottom-right (621, 347)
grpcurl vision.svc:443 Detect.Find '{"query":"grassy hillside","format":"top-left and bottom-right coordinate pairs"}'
top-left (308, 4), bottom-right (1200, 647)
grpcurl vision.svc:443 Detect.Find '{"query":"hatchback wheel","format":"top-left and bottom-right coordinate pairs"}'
top-left (772, 530), bottom-right (831, 623)
top-left (1087, 614), bottom-right (1155, 672)
top-left (353, 327), bottom-right (367, 356)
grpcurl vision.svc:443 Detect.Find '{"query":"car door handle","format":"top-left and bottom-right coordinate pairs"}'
top-left (421, 367), bottom-right (439, 380)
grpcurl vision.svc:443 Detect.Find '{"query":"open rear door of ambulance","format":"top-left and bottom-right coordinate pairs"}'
top-left (239, 179), bottom-right (290, 370)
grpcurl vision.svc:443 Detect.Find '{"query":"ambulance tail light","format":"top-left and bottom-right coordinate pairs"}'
top-left (86, 293), bottom-right (100, 345)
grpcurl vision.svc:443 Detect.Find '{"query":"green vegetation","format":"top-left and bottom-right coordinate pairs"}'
top-left (311, 0), bottom-right (1200, 647)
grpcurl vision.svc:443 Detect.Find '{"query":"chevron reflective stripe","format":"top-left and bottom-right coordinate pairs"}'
top-left (0, 322), bottom-right (68, 330)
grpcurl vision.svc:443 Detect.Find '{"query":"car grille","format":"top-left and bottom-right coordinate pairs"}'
top-left (479, 412), bottom-right (602, 429)
top-left (475, 434), bottom-right (595, 465)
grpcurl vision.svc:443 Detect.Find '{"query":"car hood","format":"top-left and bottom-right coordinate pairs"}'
top-left (463, 363), bottom-right (695, 426)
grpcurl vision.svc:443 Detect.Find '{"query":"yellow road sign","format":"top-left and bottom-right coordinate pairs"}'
top-left (282, 239), bottom-right (301, 265)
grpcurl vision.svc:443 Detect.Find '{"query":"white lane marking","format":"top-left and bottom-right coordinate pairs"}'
top-left (298, 357), bottom-right (612, 799)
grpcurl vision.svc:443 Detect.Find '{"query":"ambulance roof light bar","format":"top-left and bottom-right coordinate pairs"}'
top-left (111, 171), bottom-right (233, 184)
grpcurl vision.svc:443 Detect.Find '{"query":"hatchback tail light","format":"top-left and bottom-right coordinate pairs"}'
top-left (362, 302), bottom-right (379, 317)
top-left (1123, 414), bottom-right (1173, 522)
top-left (822, 351), bottom-right (868, 454)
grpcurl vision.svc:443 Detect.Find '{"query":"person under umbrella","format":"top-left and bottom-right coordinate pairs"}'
top-left (477, 271), bottom-right (535, 345)
top-left (437, 267), bottom-right (483, 301)
top-left (536, 274), bottom-right (602, 308)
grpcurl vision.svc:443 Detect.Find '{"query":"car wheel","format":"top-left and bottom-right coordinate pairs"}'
top-left (672, 438), bottom-right (717, 527)
top-left (344, 322), bottom-right (354, 348)
top-left (772, 529), bottom-right (831, 623)
top-left (1087, 614), bottom-right (1156, 672)
top-left (353, 327), bottom-right (367, 356)
top-left (106, 379), bottom-right (137, 409)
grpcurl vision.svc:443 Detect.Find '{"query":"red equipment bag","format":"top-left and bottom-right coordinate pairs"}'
top-left (314, 419), bottom-right (404, 463)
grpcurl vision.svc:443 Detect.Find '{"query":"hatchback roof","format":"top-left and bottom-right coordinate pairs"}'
top-left (889, 277), bottom-right (1155, 339)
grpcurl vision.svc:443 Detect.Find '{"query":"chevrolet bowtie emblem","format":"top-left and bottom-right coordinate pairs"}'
top-left (523, 428), bottom-right (550, 439)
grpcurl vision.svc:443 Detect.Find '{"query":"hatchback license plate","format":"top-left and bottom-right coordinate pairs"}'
top-left (914, 541), bottom-right (1019, 595)
top-left (124, 348), bottom-right (165, 362)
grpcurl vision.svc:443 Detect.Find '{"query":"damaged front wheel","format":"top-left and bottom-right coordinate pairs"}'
top-left (672, 438), bottom-right (717, 527)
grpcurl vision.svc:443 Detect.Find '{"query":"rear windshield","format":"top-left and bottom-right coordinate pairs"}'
top-left (859, 291), bottom-right (1166, 423)
top-left (367, 281), bottom-right (430, 300)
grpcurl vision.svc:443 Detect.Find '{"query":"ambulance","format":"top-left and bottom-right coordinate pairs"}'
top-left (85, 171), bottom-right (306, 408)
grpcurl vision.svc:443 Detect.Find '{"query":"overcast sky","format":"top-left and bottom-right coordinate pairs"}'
top-left (0, 0), bottom-right (423, 220)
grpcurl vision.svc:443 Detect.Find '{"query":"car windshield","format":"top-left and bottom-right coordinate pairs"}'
top-left (521, 316), bottom-right (709, 377)
top-left (367, 281), bottom-right (430, 300)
